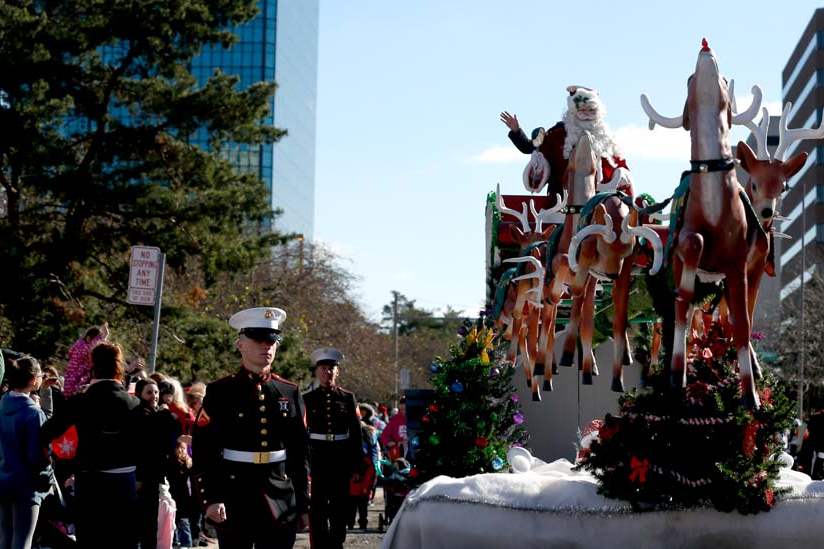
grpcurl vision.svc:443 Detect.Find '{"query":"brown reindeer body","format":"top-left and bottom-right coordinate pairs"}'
top-left (495, 190), bottom-right (563, 399)
top-left (642, 40), bottom-right (763, 408)
top-left (544, 133), bottom-right (600, 379)
top-left (567, 199), bottom-right (663, 390)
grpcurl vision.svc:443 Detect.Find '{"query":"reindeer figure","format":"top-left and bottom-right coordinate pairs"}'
top-left (548, 133), bottom-right (630, 375)
top-left (641, 39), bottom-right (763, 408)
top-left (567, 197), bottom-right (663, 390)
top-left (495, 188), bottom-right (565, 393)
top-left (731, 94), bottom-right (821, 372)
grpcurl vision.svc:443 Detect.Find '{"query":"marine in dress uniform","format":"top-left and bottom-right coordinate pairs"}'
top-left (192, 307), bottom-right (310, 549)
top-left (303, 348), bottom-right (363, 549)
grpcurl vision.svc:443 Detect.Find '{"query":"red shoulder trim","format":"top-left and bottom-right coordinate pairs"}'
top-left (271, 374), bottom-right (298, 387)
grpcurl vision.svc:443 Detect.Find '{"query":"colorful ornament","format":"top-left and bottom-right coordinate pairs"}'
top-left (429, 361), bottom-right (441, 373)
top-left (429, 434), bottom-right (440, 446)
top-left (475, 437), bottom-right (489, 448)
top-left (421, 414), bottom-right (431, 425)
top-left (477, 420), bottom-right (486, 430)
top-left (428, 403), bottom-right (439, 413)
top-left (410, 435), bottom-right (420, 449)
top-left (409, 467), bottom-right (419, 479)
top-left (491, 457), bottom-right (505, 471)
top-left (450, 381), bottom-right (465, 393)
top-left (489, 367), bottom-right (501, 377)
top-left (512, 412), bottom-right (525, 425)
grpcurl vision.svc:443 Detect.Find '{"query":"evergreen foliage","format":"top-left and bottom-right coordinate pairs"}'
top-left (577, 323), bottom-right (795, 514)
top-left (413, 315), bottom-right (527, 481)
top-left (0, 0), bottom-right (286, 358)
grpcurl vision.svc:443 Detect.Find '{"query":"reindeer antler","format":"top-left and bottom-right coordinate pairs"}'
top-left (529, 190), bottom-right (567, 233)
top-left (774, 101), bottom-right (824, 161)
top-left (730, 83), bottom-right (762, 126)
top-left (497, 184), bottom-right (531, 233)
top-left (504, 256), bottom-right (545, 307)
top-left (620, 215), bottom-right (664, 275)
top-left (567, 213), bottom-right (616, 274)
top-left (730, 80), bottom-right (770, 160)
top-left (640, 94), bottom-right (683, 130)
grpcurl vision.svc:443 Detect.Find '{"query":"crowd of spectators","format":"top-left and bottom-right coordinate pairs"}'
top-left (0, 325), bottom-right (409, 548)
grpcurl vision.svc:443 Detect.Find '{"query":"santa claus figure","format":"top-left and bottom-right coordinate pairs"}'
top-left (501, 86), bottom-right (632, 198)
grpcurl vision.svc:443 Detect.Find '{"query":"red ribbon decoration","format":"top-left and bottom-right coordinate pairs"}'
top-left (629, 456), bottom-right (650, 484)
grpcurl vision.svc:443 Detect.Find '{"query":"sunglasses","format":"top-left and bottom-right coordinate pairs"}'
top-left (241, 329), bottom-right (283, 344)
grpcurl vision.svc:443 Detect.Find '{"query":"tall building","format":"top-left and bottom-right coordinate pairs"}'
top-left (191, 0), bottom-right (319, 238)
top-left (778, 7), bottom-right (824, 304)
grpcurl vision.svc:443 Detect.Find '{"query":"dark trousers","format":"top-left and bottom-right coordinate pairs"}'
top-left (348, 495), bottom-right (368, 529)
top-left (136, 480), bottom-right (159, 549)
top-left (309, 474), bottom-right (349, 549)
top-left (75, 470), bottom-right (137, 549)
top-left (216, 493), bottom-right (297, 549)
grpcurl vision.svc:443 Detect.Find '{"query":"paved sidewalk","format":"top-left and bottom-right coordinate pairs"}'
top-left (294, 489), bottom-right (386, 548)
top-left (203, 489), bottom-right (388, 548)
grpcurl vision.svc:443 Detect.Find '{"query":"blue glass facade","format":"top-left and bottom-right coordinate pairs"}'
top-left (191, 0), bottom-right (318, 238)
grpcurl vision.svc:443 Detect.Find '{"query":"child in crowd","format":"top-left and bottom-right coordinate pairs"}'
top-left (169, 438), bottom-right (194, 549)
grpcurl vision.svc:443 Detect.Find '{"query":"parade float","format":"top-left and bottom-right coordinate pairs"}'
top-left (382, 41), bottom-right (824, 548)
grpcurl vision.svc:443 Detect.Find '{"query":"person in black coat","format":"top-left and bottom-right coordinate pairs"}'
top-left (133, 378), bottom-right (179, 549)
top-left (303, 348), bottom-right (363, 549)
top-left (42, 341), bottom-right (141, 549)
top-left (192, 307), bottom-right (309, 549)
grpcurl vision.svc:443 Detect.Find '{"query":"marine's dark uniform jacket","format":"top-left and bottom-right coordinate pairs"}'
top-left (192, 368), bottom-right (310, 519)
top-left (303, 386), bottom-right (362, 475)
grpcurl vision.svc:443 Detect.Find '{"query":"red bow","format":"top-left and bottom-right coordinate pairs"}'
top-left (629, 456), bottom-right (649, 484)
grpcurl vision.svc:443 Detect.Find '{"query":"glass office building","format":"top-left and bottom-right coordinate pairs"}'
top-left (191, 0), bottom-right (319, 238)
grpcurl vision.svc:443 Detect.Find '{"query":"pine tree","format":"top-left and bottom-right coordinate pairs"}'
top-left (0, 1), bottom-right (287, 356)
top-left (413, 315), bottom-right (528, 481)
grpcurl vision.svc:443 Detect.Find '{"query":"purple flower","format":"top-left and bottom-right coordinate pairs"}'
top-left (751, 331), bottom-right (765, 341)
top-left (510, 394), bottom-right (520, 403)
top-left (513, 412), bottom-right (525, 425)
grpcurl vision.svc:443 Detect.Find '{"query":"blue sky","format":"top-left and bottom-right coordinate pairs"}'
top-left (313, 1), bottom-right (817, 319)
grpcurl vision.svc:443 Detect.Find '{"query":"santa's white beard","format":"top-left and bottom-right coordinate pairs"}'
top-left (562, 111), bottom-right (620, 162)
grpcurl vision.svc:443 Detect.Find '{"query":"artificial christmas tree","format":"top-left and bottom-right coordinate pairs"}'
top-left (576, 322), bottom-right (795, 514)
top-left (413, 316), bottom-right (527, 481)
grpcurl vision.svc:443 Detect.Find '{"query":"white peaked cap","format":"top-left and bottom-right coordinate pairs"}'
top-left (228, 307), bottom-right (287, 332)
top-left (311, 347), bottom-right (344, 365)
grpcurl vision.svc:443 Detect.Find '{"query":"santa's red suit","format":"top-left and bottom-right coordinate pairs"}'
top-left (508, 121), bottom-right (631, 199)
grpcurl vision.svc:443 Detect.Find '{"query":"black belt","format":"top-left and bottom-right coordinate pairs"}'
top-left (689, 158), bottom-right (735, 174)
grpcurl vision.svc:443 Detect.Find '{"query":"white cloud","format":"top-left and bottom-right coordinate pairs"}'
top-left (469, 145), bottom-right (525, 164)
top-left (613, 124), bottom-right (690, 161)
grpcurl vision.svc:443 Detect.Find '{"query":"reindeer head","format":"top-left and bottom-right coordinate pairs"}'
top-left (497, 184), bottom-right (566, 249)
top-left (641, 39), bottom-right (761, 160)
top-left (733, 100), bottom-right (818, 226)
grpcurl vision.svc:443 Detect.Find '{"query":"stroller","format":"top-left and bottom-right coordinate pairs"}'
top-left (377, 458), bottom-right (412, 532)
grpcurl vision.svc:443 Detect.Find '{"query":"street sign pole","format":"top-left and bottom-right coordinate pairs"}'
top-left (148, 253), bottom-right (166, 374)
